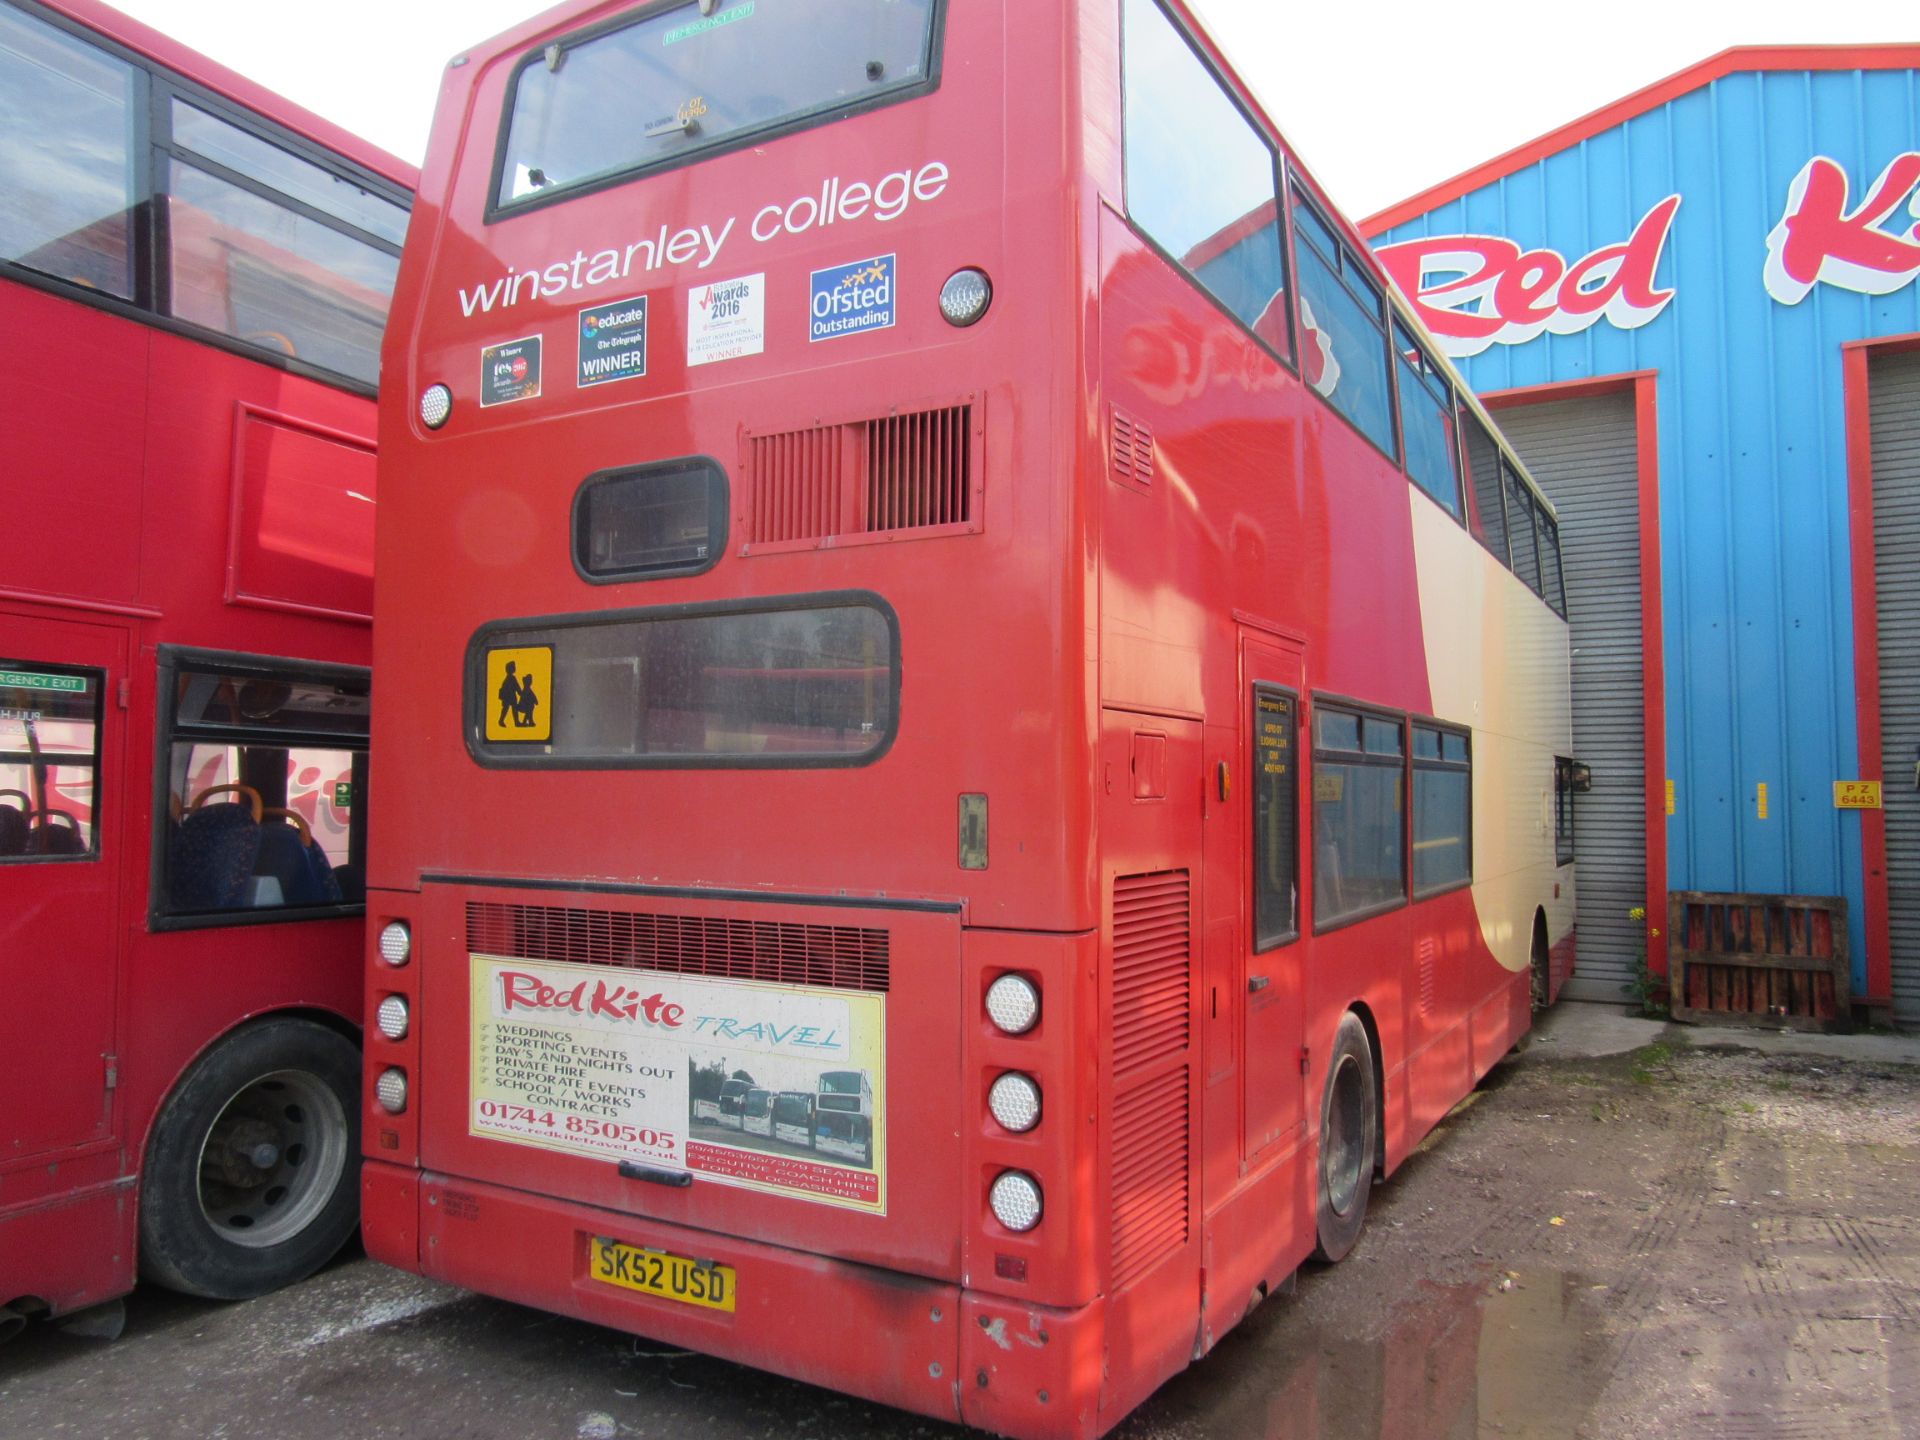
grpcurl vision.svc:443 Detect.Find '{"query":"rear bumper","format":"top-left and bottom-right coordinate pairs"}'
top-left (363, 1161), bottom-right (1108, 1439)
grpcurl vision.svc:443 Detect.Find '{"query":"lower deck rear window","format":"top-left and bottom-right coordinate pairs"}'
top-left (470, 594), bottom-right (896, 767)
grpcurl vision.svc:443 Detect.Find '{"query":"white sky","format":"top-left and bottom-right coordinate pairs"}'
top-left (110, 0), bottom-right (1918, 221)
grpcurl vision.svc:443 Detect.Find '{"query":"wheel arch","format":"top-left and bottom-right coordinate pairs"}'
top-left (140, 1005), bottom-right (363, 1162)
top-left (1344, 999), bottom-right (1387, 1175)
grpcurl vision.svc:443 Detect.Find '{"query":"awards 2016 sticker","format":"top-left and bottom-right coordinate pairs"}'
top-left (470, 954), bottom-right (885, 1213)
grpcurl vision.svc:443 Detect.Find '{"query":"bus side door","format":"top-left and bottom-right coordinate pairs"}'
top-left (0, 612), bottom-right (128, 1166)
top-left (1241, 636), bottom-right (1306, 1162)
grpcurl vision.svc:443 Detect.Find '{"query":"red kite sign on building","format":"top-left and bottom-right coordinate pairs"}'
top-left (1764, 153), bottom-right (1920, 304)
top-left (1374, 197), bottom-right (1681, 358)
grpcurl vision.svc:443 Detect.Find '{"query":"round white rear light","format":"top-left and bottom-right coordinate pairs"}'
top-left (989, 1170), bottom-right (1043, 1232)
top-left (376, 1067), bottom-right (409, 1115)
top-left (988, 1072), bottom-right (1041, 1133)
top-left (376, 995), bottom-right (410, 1042)
top-left (985, 974), bottom-right (1039, 1035)
top-left (419, 384), bottom-right (453, 430)
top-left (379, 921), bottom-right (412, 966)
top-left (939, 268), bottom-right (993, 327)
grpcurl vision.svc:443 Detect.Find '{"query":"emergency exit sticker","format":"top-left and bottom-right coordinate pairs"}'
top-left (0, 670), bottom-right (86, 693)
top-left (485, 647), bottom-right (552, 743)
top-left (1835, 781), bottom-right (1883, 809)
top-left (480, 335), bottom-right (543, 407)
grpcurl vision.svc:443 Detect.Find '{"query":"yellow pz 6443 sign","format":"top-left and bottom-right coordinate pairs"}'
top-left (1833, 781), bottom-right (1882, 809)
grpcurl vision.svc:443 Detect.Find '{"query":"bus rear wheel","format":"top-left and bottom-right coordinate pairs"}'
top-left (1312, 1012), bottom-right (1377, 1264)
top-left (139, 1019), bottom-right (360, 1300)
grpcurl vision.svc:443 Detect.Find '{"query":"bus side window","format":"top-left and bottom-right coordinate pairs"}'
top-left (0, 5), bottom-right (139, 300)
top-left (0, 664), bottom-right (105, 861)
top-left (1462, 411), bottom-right (1508, 562)
top-left (1394, 322), bottom-right (1463, 519)
top-left (1120, 0), bottom-right (1291, 362)
top-left (1290, 186), bottom-right (1396, 459)
top-left (1412, 723), bottom-right (1471, 896)
top-left (153, 655), bottom-right (369, 925)
top-left (1311, 706), bottom-right (1406, 928)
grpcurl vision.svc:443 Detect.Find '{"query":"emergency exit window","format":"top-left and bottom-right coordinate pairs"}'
top-left (0, 663), bottom-right (104, 860)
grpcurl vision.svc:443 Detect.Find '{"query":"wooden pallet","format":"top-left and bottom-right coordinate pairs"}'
top-left (1666, 892), bottom-right (1851, 1033)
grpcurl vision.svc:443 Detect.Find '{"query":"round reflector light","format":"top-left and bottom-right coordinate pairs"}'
top-left (988, 1072), bottom-right (1041, 1133)
top-left (376, 1067), bottom-right (409, 1115)
top-left (985, 974), bottom-right (1039, 1035)
top-left (989, 1170), bottom-right (1043, 1232)
top-left (376, 995), bottom-right (410, 1042)
top-left (939, 268), bottom-right (993, 327)
top-left (378, 921), bottom-right (412, 966)
top-left (419, 384), bottom-right (453, 430)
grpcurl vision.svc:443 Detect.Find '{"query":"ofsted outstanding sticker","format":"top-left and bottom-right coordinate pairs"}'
top-left (809, 254), bottom-right (896, 342)
top-left (480, 335), bottom-right (542, 407)
top-left (687, 274), bottom-right (765, 368)
top-left (577, 295), bottom-right (648, 387)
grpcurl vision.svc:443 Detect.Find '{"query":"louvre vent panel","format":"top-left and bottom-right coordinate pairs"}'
top-left (1107, 868), bottom-right (1192, 1290)
top-left (746, 404), bottom-right (973, 544)
top-left (1111, 872), bottom-right (1191, 1078)
top-left (1111, 407), bottom-right (1155, 486)
top-left (868, 406), bottom-right (971, 532)
top-left (1110, 1080), bottom-right (1189, 1288)
top-left (747, 426), bottom-right (846, 544)
top-left (466, 902), bottom-right (889, 993)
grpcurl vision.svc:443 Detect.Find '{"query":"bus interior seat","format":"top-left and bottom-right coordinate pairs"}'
top-left (27, 809), bottom-right (88, 855)
top-left (255, 806), bottom-right (344, 906)
top-left (0, 790), bottom-right (30, 857)
top-left (169, 784), bottom-right (263, 911)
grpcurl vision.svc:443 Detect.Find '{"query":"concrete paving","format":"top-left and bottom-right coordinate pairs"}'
top-left (1536, 997), bottom-right (1920, 1066)
top-left (4, 1003), bottom-right (1918, 1439)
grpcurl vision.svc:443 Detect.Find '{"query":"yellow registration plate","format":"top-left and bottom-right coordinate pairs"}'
top-left (588, 1237), bottom-right (736, 1313)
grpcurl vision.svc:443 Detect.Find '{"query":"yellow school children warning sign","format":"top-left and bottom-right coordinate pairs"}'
top-left (485, 646), bottom-right (552, 742)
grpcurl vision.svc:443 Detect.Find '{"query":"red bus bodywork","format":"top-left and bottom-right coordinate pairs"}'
top-left (365, 2), bottom-right (1571, 1435)
top-left (0, 0), bottom-right (415, 1324)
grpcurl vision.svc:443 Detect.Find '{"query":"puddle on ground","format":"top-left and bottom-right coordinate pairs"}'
top-left (1133, 1268), bottom-right (1614, 1440)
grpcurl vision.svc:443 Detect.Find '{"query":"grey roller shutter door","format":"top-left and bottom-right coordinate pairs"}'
top-left (1497, 394), bottom-right (1645, 1004)
top-left (1871, 352), bottom-right (1920, 1024)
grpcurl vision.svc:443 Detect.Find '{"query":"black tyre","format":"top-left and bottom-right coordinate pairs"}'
top-left (1530, 915), bottom-right (1552, 1012)
top-left (139, 1018), bottom-right (360, 1300)
top-left (1312, 1012), bottom-right (1377, 1264)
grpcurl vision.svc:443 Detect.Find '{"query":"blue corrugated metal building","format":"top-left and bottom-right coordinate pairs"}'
top-left (1365, 46), bottom-right (1920, 1023)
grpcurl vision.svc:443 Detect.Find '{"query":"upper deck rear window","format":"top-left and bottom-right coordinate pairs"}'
top-left (495, 0), bottom-right (941, 212)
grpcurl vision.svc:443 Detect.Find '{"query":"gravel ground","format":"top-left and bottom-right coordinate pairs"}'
top-left (3, 1006), bottom-right (1917, 1440)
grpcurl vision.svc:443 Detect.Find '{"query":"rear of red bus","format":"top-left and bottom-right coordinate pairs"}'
top-left (365, 3), bottom-right (1113, 1435)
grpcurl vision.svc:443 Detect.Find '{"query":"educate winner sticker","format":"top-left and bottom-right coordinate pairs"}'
top-left (480, 335), bottom-right (543, 407)
top-left (809, 254), bottom-right (896, 342)
top-left (577, 296), bottom-right (649, 387)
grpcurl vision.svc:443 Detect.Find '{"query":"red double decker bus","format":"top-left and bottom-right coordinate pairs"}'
top-left (363, 1), bottom-right (1574, 1435)
top-left (0, 0), bottom-right (412, 1335)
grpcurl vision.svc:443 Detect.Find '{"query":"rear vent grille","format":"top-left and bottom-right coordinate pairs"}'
top-left (466, 902), bottom-right (890, 993)
top-left (1111, 1071), bottom-right (1189, 1287)
top-left (746, 425), bottom-right (849, 545)
top-left (745, 401), bottom-right (977, 547)
top-left (1112, 871), bottom-right (1191, 1078)
top-left (1108, 869), bottom-right (1191, 1289)
top-left (1111, 407), bottom-right (1155, 488)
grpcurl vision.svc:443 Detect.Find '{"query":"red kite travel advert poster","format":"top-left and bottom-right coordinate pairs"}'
top-left (469, 955), bottom-right (886, 1214)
